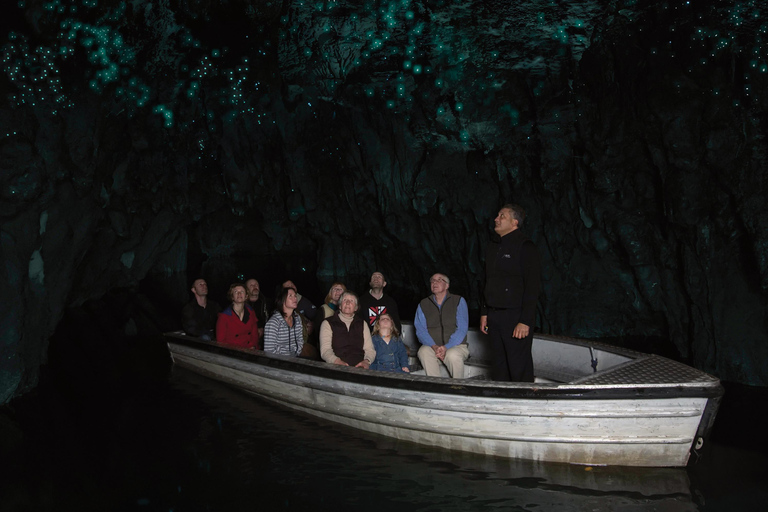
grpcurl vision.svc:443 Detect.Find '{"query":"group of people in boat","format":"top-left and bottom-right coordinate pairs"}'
top-left (181, 271), bottom-right (438, 376)
top-left (181, 203), bottom-right (541, 382)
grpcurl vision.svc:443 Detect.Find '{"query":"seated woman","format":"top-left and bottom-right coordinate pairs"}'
top-left (370, 313), bottom-right (410, 373)
top-left (216, 283), bottom-right (260, 349)
top-left (318, 282), bottom-right (346, 322)
top-left (263, 287), bottom-right (307, 357)
top-left (319, 291), bottom-right (375, 368)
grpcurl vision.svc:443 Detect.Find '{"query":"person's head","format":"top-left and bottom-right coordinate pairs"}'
top-left (325, 282), bottom-right (347, 305)
top-left (276, 286), bottom-right (299, 317)
top-left (245, 279), bottom-right (260, 300)
top-left (227, 283), bottom-right (248, 305)
top-left (429, 273), bottom-right (450, 297)
top-left (282, 280), bottom-right (297, 292)
top-left (372, 313), bottom-right (400, 338)
top-left (369, 271), bottom-right (386, 290)
top-left (494, 204), bottom-right (525, 236)
top-left (338, 291), bottom-right (359, 316)
top-left (190, 278), bottom-right (208, 298)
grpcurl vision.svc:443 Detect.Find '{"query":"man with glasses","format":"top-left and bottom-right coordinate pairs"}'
top-left (414, 273), bottom-right (470, 378)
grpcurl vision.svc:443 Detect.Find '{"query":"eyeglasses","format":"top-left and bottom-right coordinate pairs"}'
top-left (429, 278), bottom-right (447, 284)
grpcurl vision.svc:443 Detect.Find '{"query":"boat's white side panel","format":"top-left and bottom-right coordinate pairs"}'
top-left (171, 345), bottom-right (706, 467)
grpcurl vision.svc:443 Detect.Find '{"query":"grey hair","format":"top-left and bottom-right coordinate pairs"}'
top-left (339, 290), bottom-right (359, 307)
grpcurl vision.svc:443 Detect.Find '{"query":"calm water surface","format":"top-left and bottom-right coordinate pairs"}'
top-left (2, 366), bottom-right (766, 511)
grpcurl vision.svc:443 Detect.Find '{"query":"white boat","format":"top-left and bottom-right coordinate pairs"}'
top-left (165, 323), bottom-right (722, 467)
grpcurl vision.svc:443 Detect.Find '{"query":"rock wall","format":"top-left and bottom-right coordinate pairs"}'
top-left (1, 0), bottom-right (767, 403)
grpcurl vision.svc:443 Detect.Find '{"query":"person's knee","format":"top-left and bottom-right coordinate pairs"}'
top-left (445, 350), bottom-right (466, 366)
top-left (418, 345), bottom-right (435, 361)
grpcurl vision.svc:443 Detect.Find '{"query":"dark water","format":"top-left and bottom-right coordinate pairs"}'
top-left (2, 366), bottom-right (766, 512)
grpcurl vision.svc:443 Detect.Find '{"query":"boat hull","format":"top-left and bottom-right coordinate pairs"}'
top-left (166, 333), bottom-right (722, 467)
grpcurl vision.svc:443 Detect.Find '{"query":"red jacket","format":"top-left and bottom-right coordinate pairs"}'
top-left (216, 305), bottom-right (260, 349)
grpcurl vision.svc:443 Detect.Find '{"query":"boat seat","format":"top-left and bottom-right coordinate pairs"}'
top-left (409, 354), bottom-right (568, 383)
top-left (465, 357), bottom-right (572, 383)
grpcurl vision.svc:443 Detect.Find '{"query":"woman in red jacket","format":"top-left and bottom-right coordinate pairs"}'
top-left (216, 283), bottom-right (260, 349)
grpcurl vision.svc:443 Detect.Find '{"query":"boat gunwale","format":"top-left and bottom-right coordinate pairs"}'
top-left (165, 332), bottom-right (724, 401)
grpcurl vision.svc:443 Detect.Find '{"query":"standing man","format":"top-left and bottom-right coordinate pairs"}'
top-left (415, 273), bottom-right (470, 378)
top-left (245, 278), bottom-right (270, 338)
top-left (181, 278), bottom-right (221, 340)
top-left (357, 271), bottom-right (402, 333)
top-left (480, 204), bottom-right (541, 382)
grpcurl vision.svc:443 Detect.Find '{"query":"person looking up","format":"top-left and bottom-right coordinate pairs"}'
top-left (357, 271), bottom-right (401, 333)
top-left (216, 283), bottom-right (260, 349)
top-left (181, 278), bottom-right (220, 340)
top-left (281, 280), bottom-right (318, 322)
top-left (263, 287), bottom-right (310, 357)
top-left (281, 279), bottom-right (318, 345)
top-left (319, 282), bottom-right (347, 322)
top-left (245, 278), bottom-right (270, 338)
top-left (370, 313), bottom-right (410, 373)
top-left (415, 273), bottom-right (469, 378)
top-left (320, 291), bottom-right (375, 369)
top-left (479, 204), bottom-right (541, 382)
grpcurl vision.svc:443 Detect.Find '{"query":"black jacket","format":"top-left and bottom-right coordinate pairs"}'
top-left (481, 229), bottom-right (541, 327)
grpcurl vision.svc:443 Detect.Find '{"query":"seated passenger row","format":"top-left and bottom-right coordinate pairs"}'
top-left (181, 271), bottom-right (468, 378)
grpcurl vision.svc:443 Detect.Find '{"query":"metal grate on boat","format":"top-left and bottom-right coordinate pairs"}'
top-left (572, 355), bottom-right (719, 386)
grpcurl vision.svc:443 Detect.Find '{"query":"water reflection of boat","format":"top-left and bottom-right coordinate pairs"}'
top-left (165, 323), bottom-right (722, 467)
top-left (372, 434), bottom-right (695, 501)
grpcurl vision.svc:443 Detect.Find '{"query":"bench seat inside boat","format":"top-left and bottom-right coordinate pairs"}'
top-left (408, 356), bottom-right (573, 383)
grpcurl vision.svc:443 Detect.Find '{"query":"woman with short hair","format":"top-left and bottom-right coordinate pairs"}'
top-left (319, 291), bottom-right (375, 368)
top-left (216, 283), bottom-right (259, 349)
